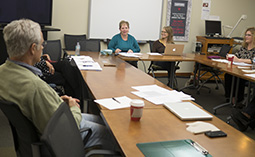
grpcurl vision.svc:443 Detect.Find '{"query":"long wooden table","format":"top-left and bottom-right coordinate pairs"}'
top-left (118, 53), bottom-right (195, 88)
top-left (69, 51), bottom-right (255, 156)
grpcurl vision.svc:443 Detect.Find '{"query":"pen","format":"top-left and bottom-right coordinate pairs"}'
top-left (112, 97), bottom-right (120, 104)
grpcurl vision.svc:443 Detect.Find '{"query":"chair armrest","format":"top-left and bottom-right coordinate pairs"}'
top-left (80, 127), bottom-right (92, 145)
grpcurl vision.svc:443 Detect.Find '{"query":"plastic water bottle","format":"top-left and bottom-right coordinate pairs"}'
top-left (75, 42), bottom-right (80, 56)
top-left (253, 57), bottom-right (255, 69)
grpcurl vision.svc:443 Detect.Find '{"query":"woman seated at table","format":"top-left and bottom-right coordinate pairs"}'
top-left (224, 27), bottom-right (255, 106)
top-left (108, 20), bottom-right (140, 67)
top-left (151, 26), bottom-right (175, 86)
top-left (35, 54), bottom-right (89, 111)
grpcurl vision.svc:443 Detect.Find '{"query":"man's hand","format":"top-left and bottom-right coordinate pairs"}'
top-left (61, 95), bottom-right (80, 108)
top-left (45, 61), bottom-right (55, 74)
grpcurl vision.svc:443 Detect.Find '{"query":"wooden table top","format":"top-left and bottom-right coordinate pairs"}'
top-left (68, 51), bottom-right (255, 157)
top-left (102, 109), bottom-right (255, 157)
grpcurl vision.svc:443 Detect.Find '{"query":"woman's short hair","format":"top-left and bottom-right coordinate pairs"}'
top-left (119, 20), bottom-right (130, 29)
top-left (163, 26), bottom-right (174, 44)
top-left (242, 27), bottom-right (255, 48)
top-left (3, 19), bottom-right (42, 58)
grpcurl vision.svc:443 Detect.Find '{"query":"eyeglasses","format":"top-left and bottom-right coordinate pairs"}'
top-left (161, 31), bottom-right (168, 34)
top-left (245, 34), bottom-right (252, 37)
top-left (41, 41), bottom-right (47, 47)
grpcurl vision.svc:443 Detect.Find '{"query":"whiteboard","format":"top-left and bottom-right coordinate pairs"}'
top-left (88, 0), bottom-right (163, 41)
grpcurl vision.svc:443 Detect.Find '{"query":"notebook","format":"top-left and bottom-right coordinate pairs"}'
top-left (163, 44), bottom-right (184, 56)
top-left (163, 102), bottom-right (213, 120)
top-left (137, 139), bottom-right (212, 157)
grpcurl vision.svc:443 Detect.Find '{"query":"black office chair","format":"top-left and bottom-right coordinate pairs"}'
top-left (43, 39), bottom-right (63, 62)
top-left (79, 39), bottom-right (101, 52)
top-left (147, 40), bottom-right (180, 88)
top-left (0, 100), bottom-right (49, 157)
top-left (196, 44), bottom-right (232, 94)
top-left (41, 102), bottom-right (120, 157)
top-left (64, 34), bottom-right (87, 51)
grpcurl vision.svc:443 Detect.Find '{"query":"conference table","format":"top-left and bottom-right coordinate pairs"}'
top-left (68, 51), bottom-right (255, 156)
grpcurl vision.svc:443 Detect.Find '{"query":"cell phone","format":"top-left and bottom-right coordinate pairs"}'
top-left (205, 131), bottom-right (227, 138)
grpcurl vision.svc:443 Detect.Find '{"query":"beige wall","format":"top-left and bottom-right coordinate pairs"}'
top-left (48, 0), bottom-right (255, 73)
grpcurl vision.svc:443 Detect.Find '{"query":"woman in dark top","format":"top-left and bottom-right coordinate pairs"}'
top-left (151, 26), bottom-right (175, 85)
top-left (225, 27), bottom-right (255, 104)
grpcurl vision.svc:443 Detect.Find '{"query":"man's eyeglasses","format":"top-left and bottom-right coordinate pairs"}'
top-left (41, 41), bottom-right (47, 47)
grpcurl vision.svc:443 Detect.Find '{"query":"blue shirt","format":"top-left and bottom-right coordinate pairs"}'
top-left (108, 34), bottom-right (140, 53)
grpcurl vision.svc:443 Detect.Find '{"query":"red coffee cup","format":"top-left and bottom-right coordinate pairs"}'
top-left (130, 99), bottom-right (144, 121)
top-left (227, 54), bottom-right (234, 64)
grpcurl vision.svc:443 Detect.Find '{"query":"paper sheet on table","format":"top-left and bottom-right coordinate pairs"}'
top-left (147, 52), bottom-right (162, 56)
top-left (237, 66), bottom-right (251, 69)
top-left (242, 69), bottom-right (255, 73)
top-left (76, 62), bottom-right (102, 71)
top-left (71, 56), bottom-right (102, 71)
top-left (186, 121), bottom-right (220, 134)
top-left (131, 85), bottom-right (194, 105)
top-left (211, 59), bottom-right (229, 63)
top-left (118, 53), bottom-right (142, 58)
top-left (94, 96), bottom-right (132, 110)
top-left (245, 73), bottom-right (255, 78)
top-left (233, 62), bottom-right (252, 66)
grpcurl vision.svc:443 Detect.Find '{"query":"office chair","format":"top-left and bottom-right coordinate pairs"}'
top-left (147, 40), bottom-right (180, 88)
top-left (196, 44), bottom-right (232, 94)
top-left (0, 100), bottom-right (49, 157)
top-left (43, 39), bottom-right (63, 62)
top-left (79, 39), bottom-right (101, 52)
top-left (64, 34), bottom-right (87, 51)
top-left (41, 102), bottom-right (120, 157)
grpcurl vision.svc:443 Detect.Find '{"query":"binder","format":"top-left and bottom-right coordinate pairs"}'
top-left (137, 139), bottom-right (212, 157)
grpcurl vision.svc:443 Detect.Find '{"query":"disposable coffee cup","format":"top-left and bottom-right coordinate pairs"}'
top-left (227, 54), bottom-right (234, 64)
top-left (130, 99), bottom-right (144, 121)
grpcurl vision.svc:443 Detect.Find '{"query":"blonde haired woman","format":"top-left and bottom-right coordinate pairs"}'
top-left (151, 26), bottom-right (175, 86)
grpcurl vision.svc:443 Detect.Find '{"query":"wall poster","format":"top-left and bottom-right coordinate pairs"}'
top-left (166, 0), bottom-right (192, 41)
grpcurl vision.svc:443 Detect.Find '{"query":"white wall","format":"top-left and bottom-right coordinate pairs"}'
top-left (48, 0), bottom-right (255, 73)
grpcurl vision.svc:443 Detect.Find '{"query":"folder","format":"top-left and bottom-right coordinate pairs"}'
top-left (137, 139), bottom-right (212, 157)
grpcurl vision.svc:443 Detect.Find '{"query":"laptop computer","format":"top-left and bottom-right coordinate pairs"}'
top-left (163, 44), bottom-right (184, 56)
top-left (164, 102), bottom-right (213, 120)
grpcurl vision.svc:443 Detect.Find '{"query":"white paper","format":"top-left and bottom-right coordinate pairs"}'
top-left (118, 53), bottom-right (142, 58)
top-left (233, 62), bottom-right (252, 66)
top-left (211, 59), bottom-right (229, 63)
top-left (94, 96), bottom-right (132, 110)
top-left (242, 69), bottom-right (255, 73)
top-left (71, 56), bottom-right (102, 71)
top-left (186, 121), bottom-right (220, 134)
top-left (245, 73), bottom-right (255, 78)
top-left (131, 85), bottom-right (194, 105)
top-left (147, 52), bottom-right (162, 56)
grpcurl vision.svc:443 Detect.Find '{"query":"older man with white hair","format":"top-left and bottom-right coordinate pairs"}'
top-left (0, 19), bottom-right (115, 151)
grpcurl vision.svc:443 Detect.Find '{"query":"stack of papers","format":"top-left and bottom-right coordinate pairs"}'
top-left (94, 96), bottom-right (132, 110)
top-left (131, 85), bottom-right (194, 105)
top-left (118, 53), bottom-right (142, 58)
top-left (71, 56), bottom-right (102, 71)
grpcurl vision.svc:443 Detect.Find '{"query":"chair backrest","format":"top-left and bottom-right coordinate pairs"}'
top-left (79, 39), bottom-right (101, 52)
top-left (147, 40), bottom-right (155, 52)
top-left (0, 100), bottom-right (39, 157)
top-left (41, 102), bottom-right (85, 157)
top-left (219, 44), bottom-right (232, 57)
top-left (43, 40), bottom-right (62, 62)
top-left (64, 34), bottom-right (86, 51)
